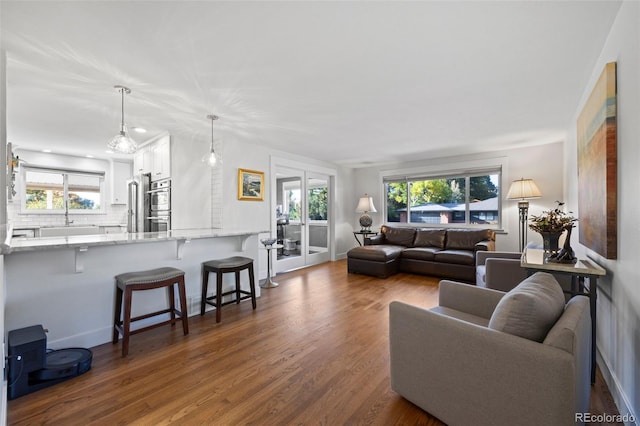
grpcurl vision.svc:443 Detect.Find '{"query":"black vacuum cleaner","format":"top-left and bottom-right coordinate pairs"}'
top-left (7, 325), bottom-right (92, 400)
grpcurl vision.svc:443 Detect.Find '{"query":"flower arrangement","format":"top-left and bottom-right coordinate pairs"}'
top-left (529, 201), bottom-right (578, 233)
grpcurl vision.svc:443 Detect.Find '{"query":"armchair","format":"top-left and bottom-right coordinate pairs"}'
top-left (389, 274), bottom-right (591, 426)
top-left (475, 251), bottom-right (526, 291)
top-left (476, 251), bottom-right (574, 296)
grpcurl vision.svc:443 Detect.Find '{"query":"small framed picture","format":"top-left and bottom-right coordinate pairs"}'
top-left (238, 168), bottom-right (264, 201)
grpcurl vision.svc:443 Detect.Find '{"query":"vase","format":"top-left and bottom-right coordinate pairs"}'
top-left (548, 226), bottom-right (578, 264)
top-left (539, 231), bottom-right (563, 257)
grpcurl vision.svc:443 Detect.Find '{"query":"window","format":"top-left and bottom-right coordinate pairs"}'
top-left (384, 169), bottom-right (501, 228)
top-left (23, 167), bottom-right (105, 213)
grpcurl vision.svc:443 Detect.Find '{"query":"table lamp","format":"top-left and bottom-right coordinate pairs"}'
top-left (356, 194), bottom-right (377, 232)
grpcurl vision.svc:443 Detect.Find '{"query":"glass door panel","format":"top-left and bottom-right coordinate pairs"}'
top-left (307, 174), bottom-right (329, 264)
top-left (276, 169), bottom-right (306, 272)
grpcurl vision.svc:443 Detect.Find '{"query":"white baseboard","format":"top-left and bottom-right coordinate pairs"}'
top-left (596, 349), bottom-right (639, 425)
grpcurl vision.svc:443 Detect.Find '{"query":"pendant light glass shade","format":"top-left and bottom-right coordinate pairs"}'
top-left (202, 114), bottom-right (222, 167)
top-left (108, 85), bottom-right (138, 154)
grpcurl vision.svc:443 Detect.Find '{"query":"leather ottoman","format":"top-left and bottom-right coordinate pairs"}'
top-left (347, 245), bottom-right (404, 278)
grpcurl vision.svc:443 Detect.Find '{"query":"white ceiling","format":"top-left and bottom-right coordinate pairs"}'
top-left (1, 1), bottom-right (622, 168)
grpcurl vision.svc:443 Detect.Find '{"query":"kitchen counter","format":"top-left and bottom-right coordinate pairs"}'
top-left (4, 227), bottom-right (269, 350)
top-left (9, 227), bottom-right (268, 252)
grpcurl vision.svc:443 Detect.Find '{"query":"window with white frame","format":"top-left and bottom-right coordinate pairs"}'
top-left (23, 166), bottom-right (105, 213)
top-left (384, 168), bottom-right (502, 228)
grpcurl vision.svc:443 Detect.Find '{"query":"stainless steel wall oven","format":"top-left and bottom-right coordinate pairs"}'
top-left (146, 177), bottom-right (171, 232)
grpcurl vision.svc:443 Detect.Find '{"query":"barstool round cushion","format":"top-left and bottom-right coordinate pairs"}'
top-left (203, 256), bottom-right (253, 270)
top-left (116, 267), bottom-right (185, 289)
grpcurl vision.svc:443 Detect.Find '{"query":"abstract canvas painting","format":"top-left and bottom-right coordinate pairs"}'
top-left (577, 62), bottom-right (617, 259)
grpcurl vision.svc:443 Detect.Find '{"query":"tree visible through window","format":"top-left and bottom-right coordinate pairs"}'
top-left (24, 169), bottom-right (103, 211)
top-left (308, 187), bottom-right (328, 220)
top-left (384, 172), bottom-right (500, 227)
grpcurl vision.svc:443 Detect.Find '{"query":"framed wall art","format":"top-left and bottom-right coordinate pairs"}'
top-left (577, 62), bottom-right (617, 259)
top-left (238, 168), bottom-right (264, 201)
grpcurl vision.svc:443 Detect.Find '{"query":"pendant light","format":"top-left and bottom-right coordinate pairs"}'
top-left (107, 85), bottom-right (138, 154)
top-left (202, 114), bottom-right (222, 167)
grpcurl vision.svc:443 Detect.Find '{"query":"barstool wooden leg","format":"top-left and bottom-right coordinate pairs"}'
top-left (235, 270), bottom-right (242, 304)
top-left (168, 283), bottom-right (176, 326)
top-left (201, 268), bottom-right (209, 316)
top-left (113, 286), bottom-right (123, 344)
top-left (177, 275), bottom-right (189, 335)
top-left (216, 270), bottom-right (223, 323)
top-left (248, 264), bottom-right (257, 310)
top-left (122, 287), bottom-right (133, 357)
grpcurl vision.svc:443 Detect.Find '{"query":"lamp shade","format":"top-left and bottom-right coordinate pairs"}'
top-left (506, 178), bottom-right (542, 200)
top-left (356, 194), bottom-right (377, 213)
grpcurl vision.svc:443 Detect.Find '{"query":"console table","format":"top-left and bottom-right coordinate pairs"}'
top-left (521, 247), bottom-right (606, 383)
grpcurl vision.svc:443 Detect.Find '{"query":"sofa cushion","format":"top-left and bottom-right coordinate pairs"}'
top-left (347, 245), bottom-right (404, 262)
top-left (413, 229), bottom-right (446, 248)
top-left (488, 272), bottom-right (565, 342)
top-left (430, 306), bottom-right (490, 327)
top-left (433, 249), bottom-right (475, 266)
top-left (446, 229), bottom-right (494, 250)
top-left (381, 226), bottom-right (416, 247)
top-left (401, 247), bottom-right (440, 261)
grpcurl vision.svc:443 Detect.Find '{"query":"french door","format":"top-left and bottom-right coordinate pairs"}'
top-left (273, 166), bottom-right (331, 273)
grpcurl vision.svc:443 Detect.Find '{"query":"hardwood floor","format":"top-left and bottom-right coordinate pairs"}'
top-left (8, 260), bottom-right (621, 425)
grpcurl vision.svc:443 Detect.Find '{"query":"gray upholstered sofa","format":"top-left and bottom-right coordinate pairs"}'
top-left (347, 225), bottom-right (495, 281)
top-left (389, 272), bottom-right (591, 426)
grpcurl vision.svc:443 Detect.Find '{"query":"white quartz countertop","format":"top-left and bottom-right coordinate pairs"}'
top-left (7, 228), bottom-right (269, 253)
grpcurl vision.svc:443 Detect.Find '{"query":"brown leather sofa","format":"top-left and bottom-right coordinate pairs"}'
top-left (347, 226), bottom-right (495, 281)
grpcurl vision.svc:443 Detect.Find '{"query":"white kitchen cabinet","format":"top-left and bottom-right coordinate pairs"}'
top-left (111, 160), bottom-right (132, 204)
top-left (133, 135), bottom-right (170, 180)
top-left (133, 146), bottom-right (152, 175)
top-left (151, 135), bottom-right (171, 180)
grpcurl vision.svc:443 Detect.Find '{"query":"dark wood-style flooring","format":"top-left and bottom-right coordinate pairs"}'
top-left (8, 259), bottom-right (621, 425)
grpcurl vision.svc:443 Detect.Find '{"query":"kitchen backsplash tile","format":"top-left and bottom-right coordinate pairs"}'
top-left (7, 202), bottom-right (128, 228)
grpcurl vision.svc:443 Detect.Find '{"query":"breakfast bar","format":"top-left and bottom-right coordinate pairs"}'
top-left (4, 228), bottom-right (267, 350)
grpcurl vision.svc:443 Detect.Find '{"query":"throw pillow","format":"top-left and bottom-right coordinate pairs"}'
top-left (413, 229), bottom-right (446, 248)
top-left (488, 272), bottom-right (565, 342)
top-left (381, 226), bottom-right (416, 247)
top-left (445, 229), bottom-right (493, 250)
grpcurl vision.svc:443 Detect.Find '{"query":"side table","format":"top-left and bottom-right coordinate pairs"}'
top-left (261, 244), bottom-right (283, 288)
top-left (521, 247), bottom-right (606, 383)
top-left (353, 231), bottom-right (377, 246)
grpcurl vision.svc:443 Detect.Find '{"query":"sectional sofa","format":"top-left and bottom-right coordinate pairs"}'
top-left (347, 225), bottom-right (495, 281)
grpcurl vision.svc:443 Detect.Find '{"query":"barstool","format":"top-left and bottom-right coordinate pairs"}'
top-left (113, 267), bottom-right (189, 357)
top-left (201, 256), bottom-right (256, 323)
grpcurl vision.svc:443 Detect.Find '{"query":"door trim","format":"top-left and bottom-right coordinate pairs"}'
top-left (270, 156), bottom-right (337, 273)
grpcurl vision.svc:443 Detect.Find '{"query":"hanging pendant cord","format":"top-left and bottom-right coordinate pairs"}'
top-left (120, 88), bottom-right (125, 133)
top-left (210, 117), bottom-right (214, 152)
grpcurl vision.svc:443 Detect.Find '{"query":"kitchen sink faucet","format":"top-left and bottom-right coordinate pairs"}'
top-left (64, 200), bottom-right (74, 226)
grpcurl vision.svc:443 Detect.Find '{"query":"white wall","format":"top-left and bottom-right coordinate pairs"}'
top-left (352, 142), bottom-right (565, 252)
top-left (564, 1), bottom-right (639, 421)
top-left (170, 132), bottom-right (216, 230)
top-left (220, 139), bottom-right (357, 262)
top-left (1, 48), bottom-right (8, 426)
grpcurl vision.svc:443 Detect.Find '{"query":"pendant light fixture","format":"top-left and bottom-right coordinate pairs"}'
top-left (107, 85), bottom-right (138, 154)
top-left (202, 114), bottom-right (222, 167)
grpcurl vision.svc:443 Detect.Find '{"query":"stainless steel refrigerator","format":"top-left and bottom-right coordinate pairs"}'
top-left (126, 173), bottom-right (151, 233)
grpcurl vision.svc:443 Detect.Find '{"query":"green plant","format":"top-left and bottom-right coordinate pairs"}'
top-left (529, 201), bottom-right (578, 233)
